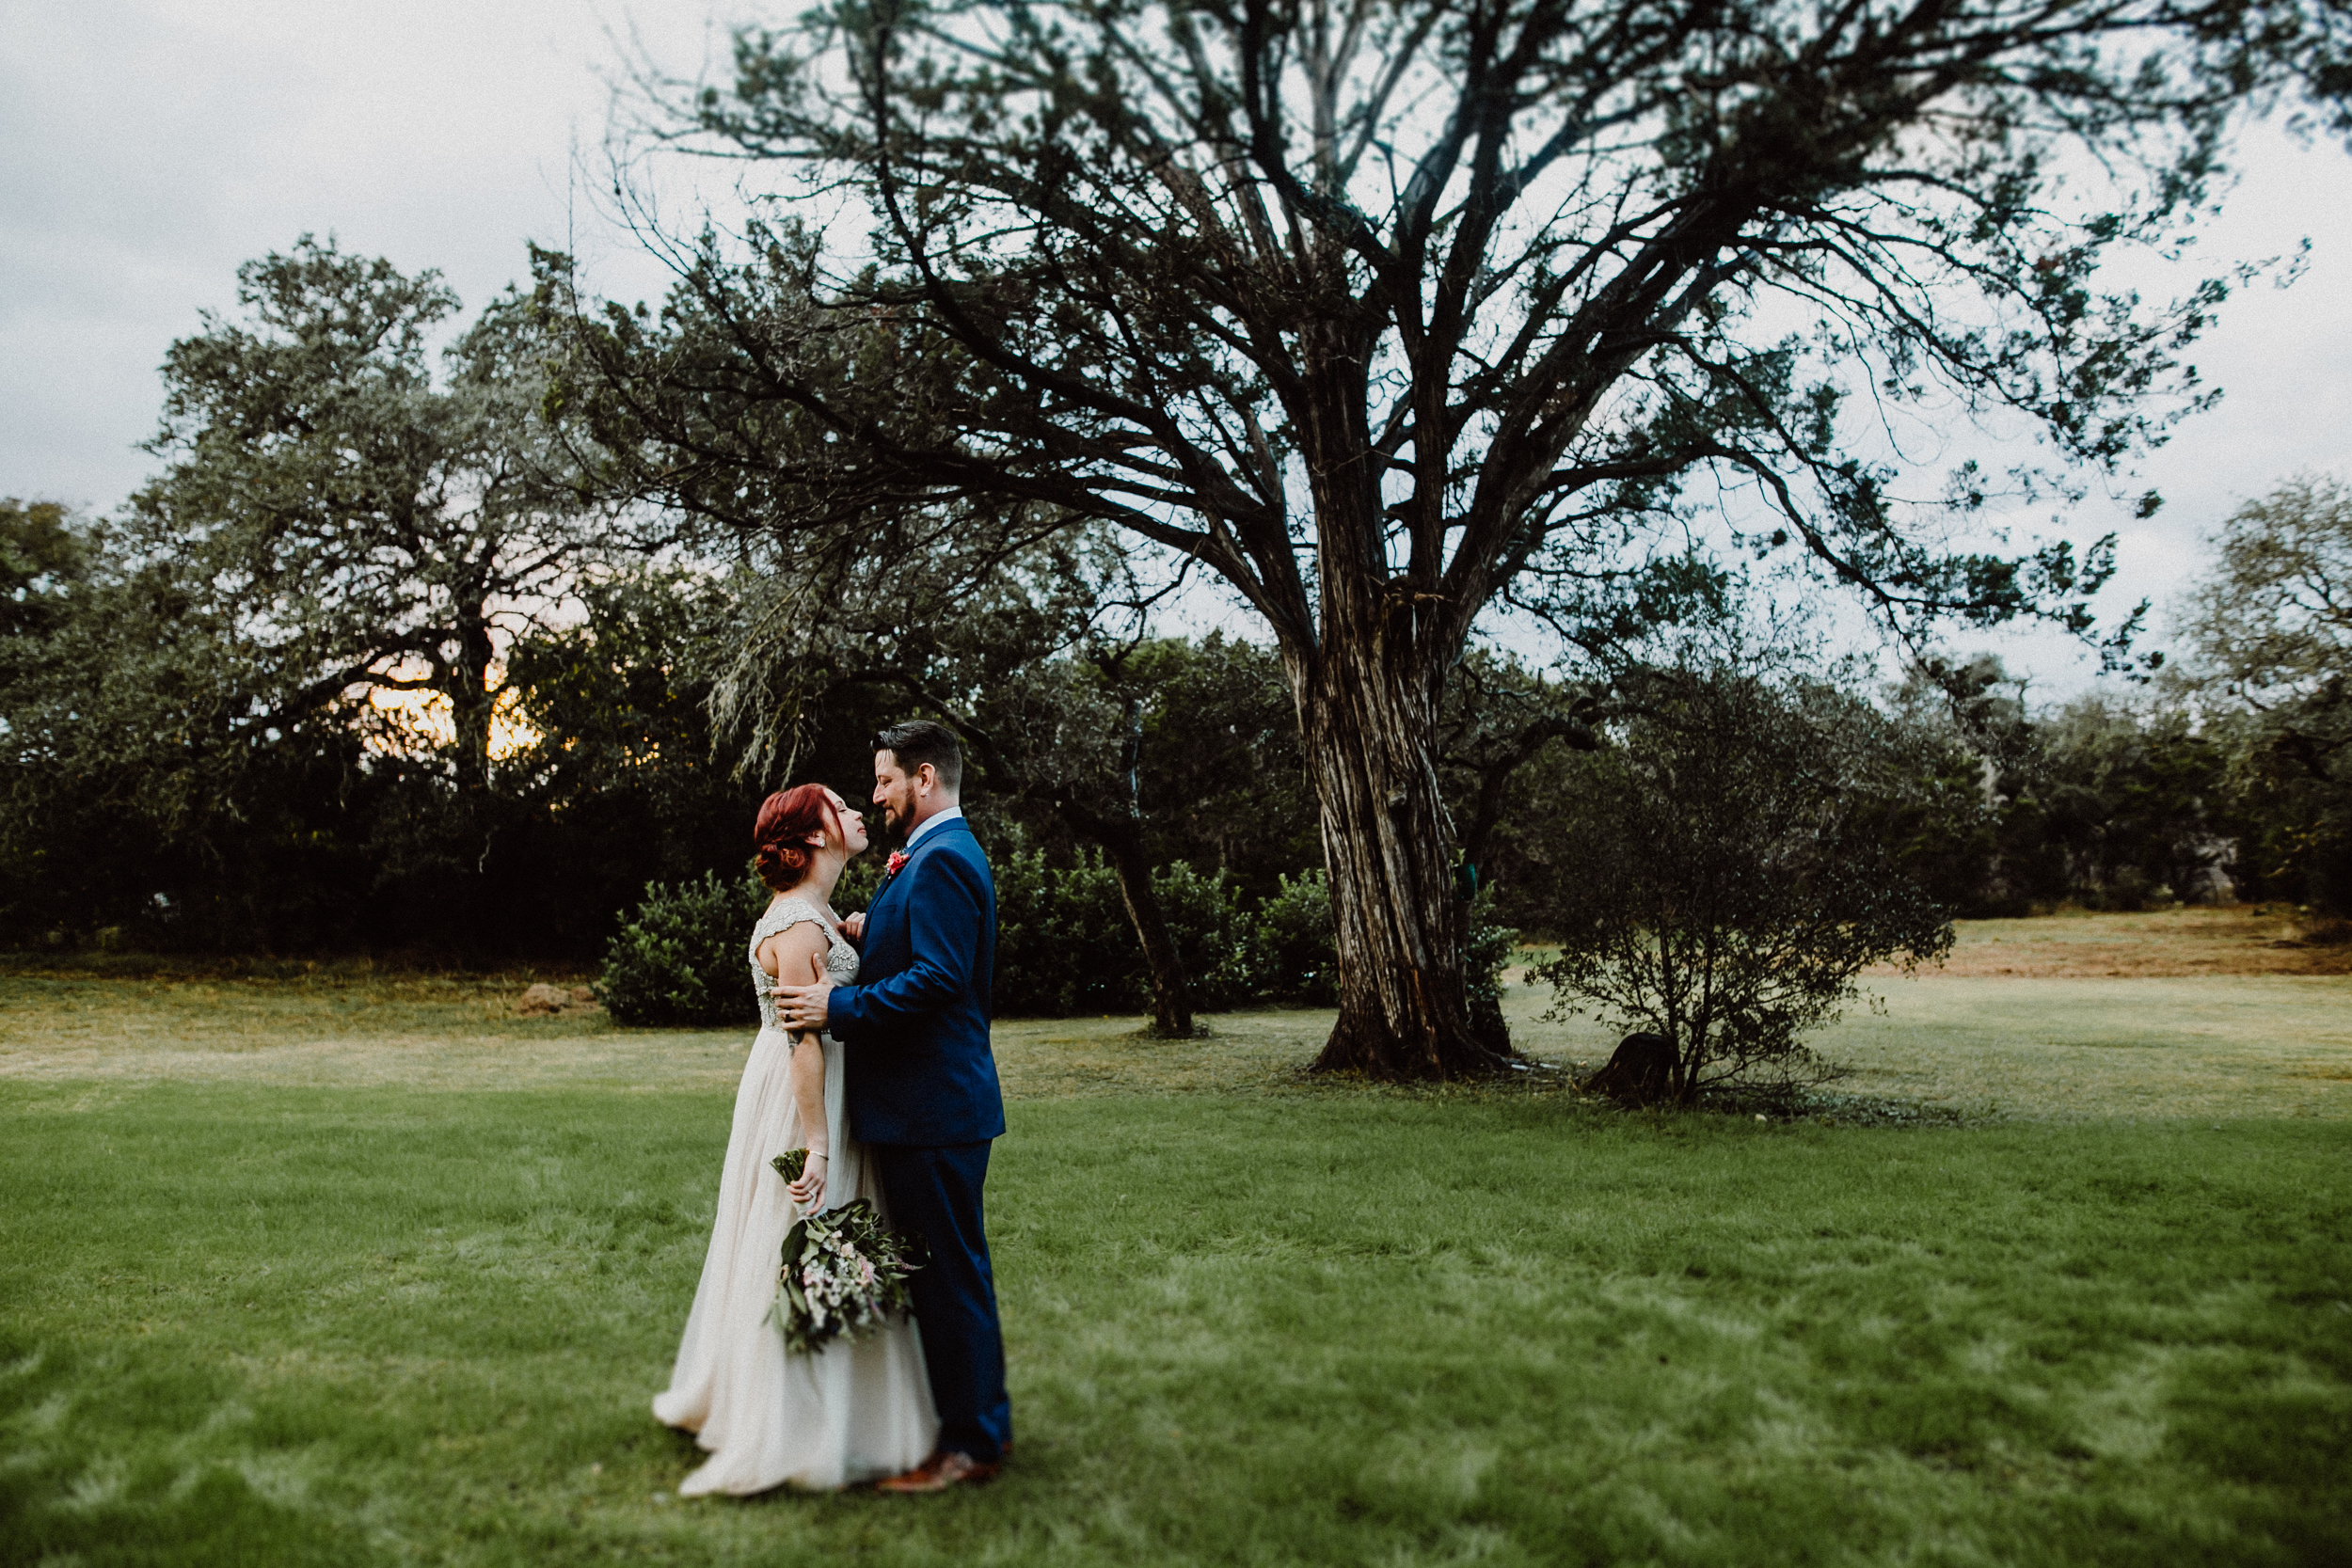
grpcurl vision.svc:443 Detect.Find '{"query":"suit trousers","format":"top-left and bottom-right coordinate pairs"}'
top-left (873, 1141), bottom-right (1011, 1463)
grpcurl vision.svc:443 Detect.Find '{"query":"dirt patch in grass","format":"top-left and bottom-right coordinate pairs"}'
top-left (1869, 905), bottom-right (2352, 978)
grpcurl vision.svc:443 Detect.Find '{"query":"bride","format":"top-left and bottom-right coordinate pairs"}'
top-left (652, 784), bottom-right (939, 1494)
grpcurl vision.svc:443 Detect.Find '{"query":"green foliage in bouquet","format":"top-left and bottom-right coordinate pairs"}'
top-left (596, 867), bottom-right (767, 1026)
top-left (768, 1183), bottom-right (922, 1356)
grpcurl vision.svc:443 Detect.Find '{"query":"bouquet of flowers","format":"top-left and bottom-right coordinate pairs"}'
top-left (768, 1150), bottom-right (922, 1355)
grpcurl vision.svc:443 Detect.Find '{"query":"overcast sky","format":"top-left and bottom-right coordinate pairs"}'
top-left (5, 0), bottom-right (2348, 692)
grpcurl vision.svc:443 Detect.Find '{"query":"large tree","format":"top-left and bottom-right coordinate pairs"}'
top-left (587, 0), bottom-right (2341, 1076)
top-left (135, 239), bottom-right (608, 810)
top-left (2178, 474), bottom-right (2352, 909)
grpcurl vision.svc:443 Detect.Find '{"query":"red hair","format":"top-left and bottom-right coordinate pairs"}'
top-left (753, 785), bottom-right (841, 892)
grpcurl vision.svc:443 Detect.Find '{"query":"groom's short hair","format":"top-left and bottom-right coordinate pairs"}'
top-left (875, 720), bottom-right (962, 794)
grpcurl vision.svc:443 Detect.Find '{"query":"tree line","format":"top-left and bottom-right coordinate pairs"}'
top-left (6, 296), bottom-right (2344, 971)
top-left (2, 245), bottom-right (2347, 968)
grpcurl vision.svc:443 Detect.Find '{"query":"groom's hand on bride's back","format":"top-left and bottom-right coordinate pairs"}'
top-left (774, 980), bottom-right (834, 1032)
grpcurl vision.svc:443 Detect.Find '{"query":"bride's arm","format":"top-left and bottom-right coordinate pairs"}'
top-left (757, 925), bottom-right (834, 1209)
top-left (784, 957), bottom-right (829, 1208)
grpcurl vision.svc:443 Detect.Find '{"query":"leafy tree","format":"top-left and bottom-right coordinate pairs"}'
top-left (536, 252), bottom-right (1279, 1031)
top-left (1534, 663), bottom-right (1954, 1103)
top-left (1437, 649), bottom-right (1601, 895)
top-left (571, 0), bottom-right (2331, 1077)
top-left (0, 502), bottom-right (390, 948)
top-left (716, 527), bottom-right (1228, 1035)
top-left (2005, 696), bottom-right (2235, 908)
top-left (2178, 475), bottom-right (2352, 910)
top-left (1121, 634), bottom-right (1317, 906)
top-left (1, 500), bottom-right (87, 643)
top-left (102, 237), bottom-right (626, 946)
top-left (965, 632), bottom-right (1316, 1033)
top-left (2, 501), bottom-right (127, 934)
top-left (499, 567), bottom-right (769, 951)
top-left (131, 238), bottom-right (609, 809)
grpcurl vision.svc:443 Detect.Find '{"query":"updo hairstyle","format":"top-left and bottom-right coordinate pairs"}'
top-left (753, 784), bottom-right (841, 893)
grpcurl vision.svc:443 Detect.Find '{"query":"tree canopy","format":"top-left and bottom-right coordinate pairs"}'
top-left (2178, 474), bottom-right (2352, 909)
top-left (135, 238), bottom-right (607, 798)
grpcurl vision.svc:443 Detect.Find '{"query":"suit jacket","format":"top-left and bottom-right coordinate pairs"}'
top-left (831, 816), bottom-right (1005, 1147)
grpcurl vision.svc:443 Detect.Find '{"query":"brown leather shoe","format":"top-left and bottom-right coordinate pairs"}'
top-left (875, 1449), bottom-right (1002, 1493)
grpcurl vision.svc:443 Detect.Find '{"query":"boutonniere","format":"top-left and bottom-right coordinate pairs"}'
top-left (885, 850), bottom-right (911, 878)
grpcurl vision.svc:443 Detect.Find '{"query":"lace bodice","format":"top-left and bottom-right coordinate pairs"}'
top-left (749, 895), bottom-right (860, 1029)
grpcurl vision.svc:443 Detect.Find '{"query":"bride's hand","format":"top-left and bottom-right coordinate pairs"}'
top-left (842, 911), bottom-right (866, 944)
top-left (786, 1149), bottom-right (828, 1210)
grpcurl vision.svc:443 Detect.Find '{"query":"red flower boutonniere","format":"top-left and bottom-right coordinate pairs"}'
top-left (885, 850), bottom-right (911, 877)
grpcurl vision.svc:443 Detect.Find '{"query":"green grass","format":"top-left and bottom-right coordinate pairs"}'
top-left (5, 1078), bottom-right (2348, 1566)
top-left (1818, 977), bottom-right (2352, 1122)
top-left (11, 950), bottom-right (2350, 1124)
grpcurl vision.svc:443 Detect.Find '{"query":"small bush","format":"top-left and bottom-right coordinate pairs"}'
top-left (1251, 868), bottom-right (1338, 1004)
top-left (1532, 665), bottom-right (1954, 1103)
top-left (993, 848), bottom-right (1141, 1016)
top-left (1464, 901), bottom-right (1520, 1049)
top-left (1152, 862), bottom-right (1256, 1011)
top-left (598, 869), bottom-right (767, 1027)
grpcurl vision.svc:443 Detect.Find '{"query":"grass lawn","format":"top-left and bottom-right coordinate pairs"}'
top-left (4, 912), bottom-right (2349, 1565)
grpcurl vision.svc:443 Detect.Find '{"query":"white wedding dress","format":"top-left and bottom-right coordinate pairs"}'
top-left (652, 895), bottom-right (939, 1494)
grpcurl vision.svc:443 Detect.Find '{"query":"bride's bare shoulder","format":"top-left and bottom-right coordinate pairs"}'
top-left (755, 898), bottom-right (834, 978)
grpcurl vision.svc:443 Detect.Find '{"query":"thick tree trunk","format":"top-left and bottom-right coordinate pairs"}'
top-left (1294, 607), bottom-right (1515, 1081)
top-left (1276, 327), bottom-right (1517, 1080)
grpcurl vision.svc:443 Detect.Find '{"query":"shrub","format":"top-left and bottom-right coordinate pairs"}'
top-left (1532, 666), bottom-right (1954, 1103)
top-left (1463, 900), bottom-right (1520, 1050)
top-left (598, 869), bottom-right (768, 1027)
top-left (1251, 868), bottom-right (1338, 1004)
top-left (993, 851), bottom-right (1298, 1017)
top-left (992, 848), bottom-right (1142, 1016)
top-left (1151, 862), bottom-right (1256, 1011)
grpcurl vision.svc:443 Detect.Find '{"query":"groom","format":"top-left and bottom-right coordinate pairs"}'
top-left (773, 720), bottom-right (1011, 1492)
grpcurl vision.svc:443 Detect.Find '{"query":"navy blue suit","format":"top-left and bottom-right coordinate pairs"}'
top-left (829, 816), bottom-right (1010, 1462)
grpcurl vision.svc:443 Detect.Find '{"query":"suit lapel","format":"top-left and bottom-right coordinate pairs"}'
top-left (867, 820), bottom-right (968, 961)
